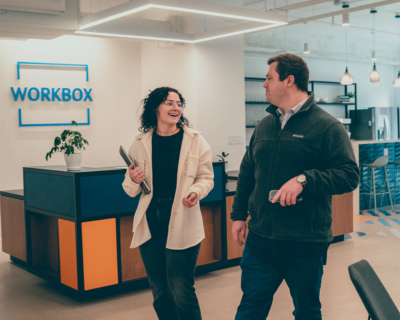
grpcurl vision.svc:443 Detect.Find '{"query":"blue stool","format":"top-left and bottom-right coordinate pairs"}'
top-left (361, 156), bottom-right (393, 212)
top-left (388, 161), bottom-right (400, 205)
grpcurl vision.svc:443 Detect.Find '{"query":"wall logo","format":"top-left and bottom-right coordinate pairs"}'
top-left (12, 62), bottom-right (92, 127)
top-left (11, 87), bottom-right (93, 102)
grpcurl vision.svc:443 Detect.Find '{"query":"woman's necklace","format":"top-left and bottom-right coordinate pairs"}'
top-left (156, 127), bottom-right (179, 136)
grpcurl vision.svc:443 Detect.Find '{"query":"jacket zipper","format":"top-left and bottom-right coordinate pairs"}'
top-left (266, 113), bottom-right (302, 239)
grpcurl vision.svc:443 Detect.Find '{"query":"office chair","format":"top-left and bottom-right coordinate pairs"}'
top-left (348, 259), bottom-right (400, 320)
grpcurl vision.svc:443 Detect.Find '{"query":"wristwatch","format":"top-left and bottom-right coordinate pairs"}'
top-left (297, 174), bottom-right (306, 188)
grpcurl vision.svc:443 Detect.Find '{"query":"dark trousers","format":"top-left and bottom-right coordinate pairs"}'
top-left (139, 197), bottom-right (202, 320)
top-left (235, 231), bottom-right (329, 320)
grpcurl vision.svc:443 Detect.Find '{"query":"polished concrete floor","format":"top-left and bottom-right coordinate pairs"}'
top-left (1, 208), bottom-right (399, 320)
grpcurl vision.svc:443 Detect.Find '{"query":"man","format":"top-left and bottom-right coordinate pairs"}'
top-left (231, 53), bottom-right (359, 320)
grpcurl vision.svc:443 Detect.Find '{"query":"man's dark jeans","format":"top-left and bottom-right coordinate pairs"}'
top-left (235, 231), bottom-right (328, 320)
top-left (139, 197), bottom-right (202, 320)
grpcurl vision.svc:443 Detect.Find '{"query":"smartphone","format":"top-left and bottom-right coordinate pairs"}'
top-left (269, 190), bottom-right (302, 202)
top-left (119, 146), bottom-right (151, 194)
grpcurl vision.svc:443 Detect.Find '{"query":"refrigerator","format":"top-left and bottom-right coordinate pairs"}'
top-left (349, 107), bottom-right (399, 141)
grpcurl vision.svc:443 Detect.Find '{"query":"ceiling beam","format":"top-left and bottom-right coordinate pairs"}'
top-left (276, 0), bottom-right (332, 11)
top-left (287, 0), bottom-right (400, 25)
top-left (243, 0), bottom-right (265, 5)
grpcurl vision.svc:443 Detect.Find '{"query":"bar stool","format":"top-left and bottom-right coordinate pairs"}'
top-left (388, 161), bottom-right (400, 205)
top-left (361, 156), bottom-right (393, 212)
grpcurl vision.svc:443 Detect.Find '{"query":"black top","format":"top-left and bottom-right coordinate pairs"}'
top-left (231, 92), bottom-right (360, 243)
top-left (152, 128), bottom-right (184, 198)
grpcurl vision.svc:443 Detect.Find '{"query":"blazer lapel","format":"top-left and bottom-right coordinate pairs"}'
top-left (138, 129), bottom-right (153, 189)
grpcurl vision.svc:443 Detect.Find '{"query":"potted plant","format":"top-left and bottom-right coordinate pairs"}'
top-left (348, 92), bottom-right (356, 103)
top-left (46, 120), bottom-right (89, 171)
top-left (217, 151), bottom-right (230, 171)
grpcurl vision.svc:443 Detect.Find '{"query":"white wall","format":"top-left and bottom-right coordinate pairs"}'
top-left (140, 42), bottom-right (197, 129)
top-left (0, 36), bottom-right (142, 190)
top-left (194, 35), bottom-right (246, 171)
top-left (0, 32), bottom-right (247, 189)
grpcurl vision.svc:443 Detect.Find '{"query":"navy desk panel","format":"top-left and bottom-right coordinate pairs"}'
top-left (80, 173), bottom-right (140, 218)
top-left (201, 165), bottom-right (223, 203)
top-left (24, 171), bottom-right (75, 217)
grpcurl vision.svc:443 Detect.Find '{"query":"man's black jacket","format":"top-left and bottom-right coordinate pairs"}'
top-left (231, 93), bottom-right (360, 243)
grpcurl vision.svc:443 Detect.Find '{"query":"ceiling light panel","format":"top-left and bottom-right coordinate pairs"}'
top-left (78, 0), bottom-right (287, 43)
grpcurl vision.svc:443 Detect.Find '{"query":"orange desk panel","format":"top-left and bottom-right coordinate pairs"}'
top-left (81, 218), bottom-right (119, 290)
top-left (58, 219), bottom-right (78, 290)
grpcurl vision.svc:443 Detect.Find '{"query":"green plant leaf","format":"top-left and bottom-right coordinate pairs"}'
top-left (54, 136), bottom-right (61, 147)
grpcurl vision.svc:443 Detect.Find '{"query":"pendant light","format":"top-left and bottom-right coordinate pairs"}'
top-left (370, 63), bottom-right (380, 86)
top-left (394, 13), bottom-right (400, 88)
top-left (304, 22), bottom-right (310, 54)
top-left (371, 8), bottom-right (377, 61)
top-left (342, 13), bottom-right (350, 26)
top-left (369, 9), bottom-right (380, 86)
top-left (340, 26), bottom-right (354, 85)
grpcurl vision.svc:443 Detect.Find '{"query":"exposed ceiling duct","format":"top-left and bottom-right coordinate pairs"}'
top-left (0, 0), bottom-right (66, 14)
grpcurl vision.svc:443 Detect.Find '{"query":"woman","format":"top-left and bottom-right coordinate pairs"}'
top-left (122, 87), bottom-right (214, 320)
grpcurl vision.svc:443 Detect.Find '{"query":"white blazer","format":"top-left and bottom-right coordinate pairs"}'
top-left (122, 126), bottom-right (214, 249)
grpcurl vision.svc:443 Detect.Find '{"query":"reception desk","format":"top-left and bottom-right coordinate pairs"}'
top-left (1, 161), bottom-right (354, 295)
top-left (1, 163), bottom-right (238, 295)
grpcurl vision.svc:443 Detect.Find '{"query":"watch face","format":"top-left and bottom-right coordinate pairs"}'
top-left (297, 175), bottom-right (306, 183)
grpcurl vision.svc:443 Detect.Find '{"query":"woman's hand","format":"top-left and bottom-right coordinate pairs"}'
top-left (182, 192), bottom-right (198, 208)
top-left (128, 164), bottom-right (145, 184)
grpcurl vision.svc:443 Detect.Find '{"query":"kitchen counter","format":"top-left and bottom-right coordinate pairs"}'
top-left (351, 139), bottom-right (400, 145)
top-left (225, 181), bottom-right (237, 197)
top-left (226, 170), bottom-right (239, 181)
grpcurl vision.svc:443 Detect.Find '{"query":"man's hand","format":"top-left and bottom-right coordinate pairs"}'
top-left (232, 221), bottom-right (246, 246)
top-left (271, 177), bottom-right (303, 207)
top-left (182, 192), bottom-right (198, 208)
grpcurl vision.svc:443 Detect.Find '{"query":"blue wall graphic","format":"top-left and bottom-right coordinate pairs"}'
top-left (359, 143), bottom-right (400, 210)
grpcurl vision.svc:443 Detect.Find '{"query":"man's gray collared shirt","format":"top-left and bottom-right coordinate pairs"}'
top-left (276, 97), bottom-right (309, 129)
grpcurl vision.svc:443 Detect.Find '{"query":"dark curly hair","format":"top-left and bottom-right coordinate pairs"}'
top-left (138, 87), bottom-right (190, 133)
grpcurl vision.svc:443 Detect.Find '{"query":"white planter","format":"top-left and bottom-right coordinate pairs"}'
top-left (349, 98), bottom-right (355, 103)
top-left (64, 153), bottom-right (82, 171)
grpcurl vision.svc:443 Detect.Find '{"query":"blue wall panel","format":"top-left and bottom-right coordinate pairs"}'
top-left (359, 143), bottom-right (400, 210)
top-left (80, 174), bottom-right (140, 218)
top-left (24, 172), bottom-right (75, 216)
top-left (201, 165), bottom-right (223, 203)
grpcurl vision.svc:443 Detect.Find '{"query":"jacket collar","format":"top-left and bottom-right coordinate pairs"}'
top-left (266, 92), bottom-right (315, 117)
